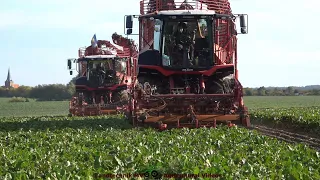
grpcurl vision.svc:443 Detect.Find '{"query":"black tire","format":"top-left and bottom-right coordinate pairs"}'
top-left (112, 90), bottom-right (129, 104)
top-left (126, 111), bottom-right (133, 125)
top-left (78, 95), bottom-right (83, 106)
top-left (210, 81), bottom-right (224, 94)
top-left (221, 75), bottom-right (235, 93)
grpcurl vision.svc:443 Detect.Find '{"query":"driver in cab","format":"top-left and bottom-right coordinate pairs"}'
top-left (172, 22), bottom-right (195, 66)
top-left (94, 63), bottom-right (106, 86)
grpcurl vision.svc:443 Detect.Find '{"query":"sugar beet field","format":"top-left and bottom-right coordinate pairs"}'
top-left (0, 96), bottom-right (320, 179)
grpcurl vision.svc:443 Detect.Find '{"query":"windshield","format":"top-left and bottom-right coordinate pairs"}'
top-left (88, 59), bottom-right (113, 72)
top-left (86, 58), bottom-right (128, 87)
top-left (162, 18), bottom-right (213, 69)
top-left (87, 59), bottom-right (115, 85)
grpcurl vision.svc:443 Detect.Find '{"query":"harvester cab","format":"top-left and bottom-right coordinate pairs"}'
top-left (123, 0), bottom-right (250, 130)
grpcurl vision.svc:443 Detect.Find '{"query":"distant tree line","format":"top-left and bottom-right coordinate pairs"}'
top-left (243, 86), bottom-right (320, 96)
top-left (1, 79), bottom-right (320, 101)
top-left (0, 77), bottom-right (76, 101)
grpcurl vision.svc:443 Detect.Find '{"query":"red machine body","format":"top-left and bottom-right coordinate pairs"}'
top-left (67, 33), bottom-right (138, 116)
top-left (124, 0), bottom-right (250, 129)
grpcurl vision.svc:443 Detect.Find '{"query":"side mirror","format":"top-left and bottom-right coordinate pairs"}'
top-left (126, 15), bottom-right (133, 29)
top-left (67, 59), bottom-right (72, 69)
top-left (239, 14), bottom-right (248, 34)
top-left (126, 28), bottom-right (132, 35)
top-left (70, 70), bottom-right (73, 75)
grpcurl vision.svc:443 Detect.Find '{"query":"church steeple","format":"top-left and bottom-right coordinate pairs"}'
top-left (6, 68), bottom-right (11, 81)
top-left (4, 68), bottom-right (13, 89)
top-left (3, 67), bottom-right (19, 89)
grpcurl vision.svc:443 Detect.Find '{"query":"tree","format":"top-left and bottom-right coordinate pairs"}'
top-left (311, 89), bottom-right (320, 95)
top-left (14, 86), bottom-right (32, 97)
top-left (257, 86), bottom-right (266, 96)
top-left (244, 88), bottom-right (253, 96)
top-left (0, 87), bottom-right (7, 97)
top-left (29, 84), bottom-right (73, 101)
top-left (287, 86), bottom-right (294, 95)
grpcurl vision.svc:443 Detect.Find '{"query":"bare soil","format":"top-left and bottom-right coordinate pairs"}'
top-left (248, 123), bottom-right (320, 152)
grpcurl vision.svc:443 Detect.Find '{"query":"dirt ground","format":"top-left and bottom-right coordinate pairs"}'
top-left (249, 121), bottom-right (320, 152)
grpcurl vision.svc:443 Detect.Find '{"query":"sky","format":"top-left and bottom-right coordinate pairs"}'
top-left (0, 0), bottom-right (319, 88)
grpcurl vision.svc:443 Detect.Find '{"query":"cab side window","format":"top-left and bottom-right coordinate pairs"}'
top-left (115, 59), bottom-right (127, 74)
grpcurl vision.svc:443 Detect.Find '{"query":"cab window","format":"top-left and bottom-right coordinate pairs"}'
top-left (115, 59), bottom-right (127, 73)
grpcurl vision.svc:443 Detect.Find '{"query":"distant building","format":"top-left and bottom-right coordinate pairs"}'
top-left (2, 68), bottom-right (19, 89)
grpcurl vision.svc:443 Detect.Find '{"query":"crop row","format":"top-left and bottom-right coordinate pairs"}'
top-left (249, 106), bottom-right (320, 135)
top-left (0, 115), bottom-right (320, 179)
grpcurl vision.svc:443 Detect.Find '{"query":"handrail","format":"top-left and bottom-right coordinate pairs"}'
top-left (78, 47), bottom-right (86, 58)
top-left (140, 0), bottom-right (232, 15)
top-left (78, 40), bottom-right (134, 59)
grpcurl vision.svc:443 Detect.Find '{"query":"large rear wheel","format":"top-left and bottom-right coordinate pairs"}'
top-left (240, 106), bottom-right (251, 127)
top-left (207, 80), bottom-right (225, 94)
top-left (111, 90), bottom-right (130, 118)
top-left (112, 90), bottom-right (129, 104)
top-left (126, 100), bottom-right (134, 125)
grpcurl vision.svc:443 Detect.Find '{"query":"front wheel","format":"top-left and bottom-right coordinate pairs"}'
top-left (112, 90), bottom-right (129, 104)
top-left (240, 106), bottom-right (251, 127)
top-left (207, 80), bottom-right (225, 94)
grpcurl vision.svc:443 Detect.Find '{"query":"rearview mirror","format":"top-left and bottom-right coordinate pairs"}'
top-left (126, 15), bottom-right (133, 29)
top-left (67, 59), bottom-right (72, 69)
top-left (126, 28), bottom-right (132, 35)
top-left (124, 15), bottom-right (139, 35)
top-left (239, 14), bottom-right (248, 34)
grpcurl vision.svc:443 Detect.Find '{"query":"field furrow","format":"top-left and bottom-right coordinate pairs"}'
top-left (251, 125), bottom-right (320, 152)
